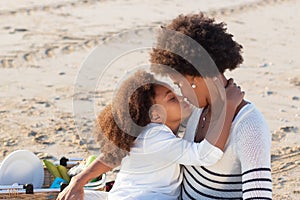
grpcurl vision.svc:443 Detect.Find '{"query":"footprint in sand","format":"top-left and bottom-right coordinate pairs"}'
top-left (290, 76), bottom-right (300, 86)
top-left (84, 40), bottom-right (98, 48)
top-left (280, 126), bottom-right (298, 133)
top-left (272, 145), bottom-right (300, 174)
top-left (272, 130), bottom-right (286, 141)
top-left (45, 47), bottom-right (58, 57)
top-left (62, 45), bottom-right (75, 54)
top-left (0, 59), bottom-right (14, 68)
top-left (23, 53), bottom-right (34, 62)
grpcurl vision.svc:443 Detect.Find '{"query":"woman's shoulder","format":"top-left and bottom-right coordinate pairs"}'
top-left (232, 103), bottom-right (270, 142)
top-left (233, 103), bottom-right (267, 126)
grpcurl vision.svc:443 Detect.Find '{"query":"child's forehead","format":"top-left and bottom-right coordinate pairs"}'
top-left (155, 81), bottom-right (172, 89)
top-left (155, 81), bottom-right (182, 97)
top-left (154, 74), bottom-right (183, 95)
top-left (154, 83), bottom-right (175, 97)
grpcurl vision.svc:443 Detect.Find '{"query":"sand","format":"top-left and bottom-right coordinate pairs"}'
top-left (0, 0), bottom-right (299, 199)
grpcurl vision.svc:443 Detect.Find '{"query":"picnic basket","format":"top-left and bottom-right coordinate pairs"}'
top-left (0, 157), bottom-right (106, 200)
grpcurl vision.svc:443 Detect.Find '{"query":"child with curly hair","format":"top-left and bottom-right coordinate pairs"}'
top-left (58, 70), bottom-right (243, 200)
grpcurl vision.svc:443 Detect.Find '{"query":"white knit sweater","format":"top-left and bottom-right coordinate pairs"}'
top-left (181, 103), bottom-right (272, 200)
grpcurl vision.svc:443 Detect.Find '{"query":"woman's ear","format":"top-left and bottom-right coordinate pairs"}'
top-left (193, 76), bottom-right (201, 86)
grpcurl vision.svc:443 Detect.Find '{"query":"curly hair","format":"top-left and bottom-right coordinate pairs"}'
top-left (150, 12), bottom-right (243, 76)
top-left (93, 70), bottom-right (157, 166)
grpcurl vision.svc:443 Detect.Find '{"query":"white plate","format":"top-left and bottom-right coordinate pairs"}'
top-left (0, 150), bottom-right (44, 188)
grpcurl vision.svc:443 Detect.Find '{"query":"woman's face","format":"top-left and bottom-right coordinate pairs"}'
top-left (153, 85), bottom-right (192, 124)
top-left (170, 73), bottom-right (210, 108)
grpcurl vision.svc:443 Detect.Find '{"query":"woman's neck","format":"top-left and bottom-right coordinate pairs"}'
top-left (205, 75), bottom-right (228, 107)
top-left (221, 74), bottom-right (248, 116)
top-left (220, 74), bottom-right (229, 87)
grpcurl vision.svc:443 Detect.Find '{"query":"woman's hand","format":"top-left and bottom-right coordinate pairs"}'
top-left (225, 78), bottom-right (244, 109)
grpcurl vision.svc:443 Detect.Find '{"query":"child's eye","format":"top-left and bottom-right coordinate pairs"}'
top-left (169, 96), bottom-right (177, 102)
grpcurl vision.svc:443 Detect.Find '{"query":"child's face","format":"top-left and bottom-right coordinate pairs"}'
top-left (153, 85), bottom-right (192, 124)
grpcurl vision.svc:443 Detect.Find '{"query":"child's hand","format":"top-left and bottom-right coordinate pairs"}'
top-left (225, 78), bottom-right (244, 109)
top-left (56, 176), bottom-right (84, 200)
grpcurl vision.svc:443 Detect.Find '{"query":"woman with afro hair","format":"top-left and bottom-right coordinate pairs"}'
top-left (57, 70), bottom-right (243, 200)
top-left (150, 13), bottom-right (272, 199)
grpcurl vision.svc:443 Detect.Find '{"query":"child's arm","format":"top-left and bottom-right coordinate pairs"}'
top-left (144, 80), bottom-right (243, 166)
top-left (143, 127), bottom-right (222, 166)
top-left (202, 78), bottom-right (244, 151)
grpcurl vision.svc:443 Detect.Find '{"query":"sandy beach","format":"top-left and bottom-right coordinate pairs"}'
top-left (0, 0), bottom-right (299, 199)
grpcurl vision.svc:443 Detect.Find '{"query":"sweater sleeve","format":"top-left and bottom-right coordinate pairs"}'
top-left (143, 126), bottom-right (223, 167)
top-left (182, 107), bottom-right (202, 142)
top-left (235, 110), bottom-right (272, 199)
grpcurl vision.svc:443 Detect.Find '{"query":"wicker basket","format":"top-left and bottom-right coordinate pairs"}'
top-left (0, 190), bottom-right (60, 200)
top-left (43, 167), bottom-right (55, 189)
top-left (0, 174), bottom-right (106, 200)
